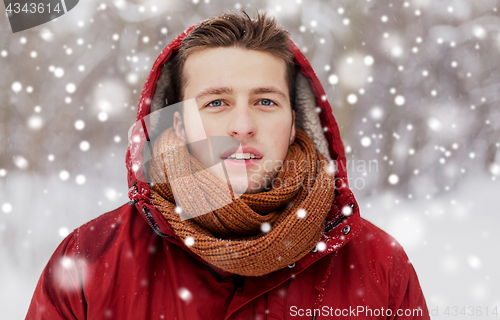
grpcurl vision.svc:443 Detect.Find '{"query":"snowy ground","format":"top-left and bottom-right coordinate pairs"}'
top-left (1, 171), bottom-right (498, 319)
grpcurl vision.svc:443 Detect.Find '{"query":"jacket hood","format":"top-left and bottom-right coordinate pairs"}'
top-left (125, 24), bottom-right (361, 264)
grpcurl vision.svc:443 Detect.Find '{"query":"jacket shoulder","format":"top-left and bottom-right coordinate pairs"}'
top-left (73, 203), bottom-right (152, 264)
top-left (342, 217), bottom-right (429, 317)
top-left (77, 202), bottom-right (136, 233)
top-left (25, 203), bottom-right (156, 320)
top-left (347, 218), bottom-right (414, 287)
top-left (350, 217), bottom-right (411, 263)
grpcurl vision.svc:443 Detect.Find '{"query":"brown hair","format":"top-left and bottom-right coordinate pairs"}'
top-left (163, 10), bottom-right (297, 110)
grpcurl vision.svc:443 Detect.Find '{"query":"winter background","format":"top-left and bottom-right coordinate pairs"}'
top-left (1, 0), bottom-right (499, 318)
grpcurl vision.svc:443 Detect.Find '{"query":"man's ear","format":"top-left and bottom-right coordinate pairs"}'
top-left (289, 110), bottom-right (296, 146)
top-left (173, 111), bottom-right (186, 141)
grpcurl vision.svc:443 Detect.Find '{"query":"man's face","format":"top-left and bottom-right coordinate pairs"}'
top-left (173, 47), bottom-right (295, 194)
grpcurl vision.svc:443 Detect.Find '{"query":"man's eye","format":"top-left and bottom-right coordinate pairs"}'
top-left (207, 100), bottom-right (224, 107)
top-left (259, 99), bottom-right (275, 106)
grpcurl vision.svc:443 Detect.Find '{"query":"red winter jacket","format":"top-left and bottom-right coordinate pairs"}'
top-left (26, 25), bottom-right (430, 320)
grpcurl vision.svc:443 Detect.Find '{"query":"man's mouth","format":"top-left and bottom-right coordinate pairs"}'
top-left (222, 153), bottom-right (262, 161)
top-left (220, 146), bottom-right (263, 162)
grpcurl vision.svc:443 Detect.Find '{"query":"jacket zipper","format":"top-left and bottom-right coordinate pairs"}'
top-left (142, 206), bottom-right (171, 238)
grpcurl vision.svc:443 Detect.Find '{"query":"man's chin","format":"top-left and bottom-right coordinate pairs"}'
top-left (228, 182), bottom-right (252, 195)
top-left (228, 180), bottom-right (269, 194)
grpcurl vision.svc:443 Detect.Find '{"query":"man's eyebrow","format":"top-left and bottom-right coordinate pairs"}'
top-left (194, 86), bottom-right (288, 101)
top-left (195, 87), bottom-right (233, 100)
top-left (250, 87), bottom-right (288, 100)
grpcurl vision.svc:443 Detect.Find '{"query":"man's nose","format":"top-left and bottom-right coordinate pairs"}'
top-left (226, 103), bottom-right (257, 139)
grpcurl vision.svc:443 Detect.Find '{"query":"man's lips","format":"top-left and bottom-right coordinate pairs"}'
top-left (220, 146), bottom-right (263, 160)
top-left (222, 157), bottom-right (262, 169)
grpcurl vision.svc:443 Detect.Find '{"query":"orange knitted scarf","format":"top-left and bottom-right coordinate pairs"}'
top-left (148, 127), bottom-right (335, 276)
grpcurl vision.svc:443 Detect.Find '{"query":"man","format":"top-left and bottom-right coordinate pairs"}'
top-left (26, 11), bottom-right (430, 319)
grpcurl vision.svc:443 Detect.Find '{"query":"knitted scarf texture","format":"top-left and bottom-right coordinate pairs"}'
top-left (149, 127), bottom-right (335, 276)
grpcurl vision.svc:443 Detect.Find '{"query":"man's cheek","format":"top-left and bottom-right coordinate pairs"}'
top-left (263, 159), bottom-right (276, 172)
top-left (248, 162), bottom-right (262, 173)
top-left (274, 159), bottom-right (284, 172)
top-left (183, 99), bottom-right (208, 143)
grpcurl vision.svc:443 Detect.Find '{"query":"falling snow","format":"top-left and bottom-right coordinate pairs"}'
top-left (2, 203), bottom-right (13, 214)
top-left (11, 82), bottom-right (22, 93)
top-left (261, 222), bottom-right (271, 233)
top-left (66, 83), bottom-right (76, 94)
top-left (296, 208), bottom-right (306, 218)
top-left (184, 237), bottom-right (195, 247)
top-left (388, 174), bottom-right (399, 185)
top-left (328, 74), bottom-right (339, 85)
top-left (80, 141), bottom-right (90, 151)
top-left (75, 175), bottom-right (86, 185)
top-left (394, 95), bottom-right (405, 106)
top-left (58, 227), bottom-right (70, 238)
top-left (13, 156), bottom-right (29, 169)
top-left (60, 257), bottom-right (73, 270)
top-left (75, 120), bottom-right (85, 130)
top-left (104, 188), bottom-right (119, 201)
top-left (316, 241), bottom-right (327, 252)
top-left (347, 94), bottom-right (358, 104)
top-left (342, 205), bottom-right (353, 216)
top-left (1, 2), bottom-right (499, 319)
top-left (54, 68), bottom-right (65, 78)
top-left (59, 171), bottom-right (70, 181)
top-left (361, 136), bottom-right (371, 147)
top-left (28, 116), bottom-right (44, 130)
top-left (178, 288), bottom-right (193, 302)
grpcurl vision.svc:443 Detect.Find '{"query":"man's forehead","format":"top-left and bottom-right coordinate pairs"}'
top-left (183, 47), bottom-right (288, 77)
